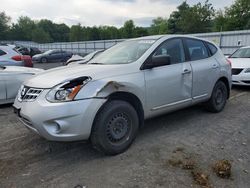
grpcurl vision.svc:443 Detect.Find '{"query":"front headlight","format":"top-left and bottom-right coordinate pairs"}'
top-left (245, 68), bottom-right (250, 73)
top-left (46, 76), bottom-right (91, 102)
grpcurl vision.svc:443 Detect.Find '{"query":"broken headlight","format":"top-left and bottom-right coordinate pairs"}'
top-left (46, 77), bottom-right (91, 102)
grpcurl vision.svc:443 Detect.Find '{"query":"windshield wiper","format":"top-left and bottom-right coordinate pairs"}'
top-left (0, 65), bottom-right (6, 69)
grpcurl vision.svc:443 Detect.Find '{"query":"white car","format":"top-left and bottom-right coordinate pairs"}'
top-left (229, 46), bottom-right (250, 86)
top-left (0, 45), bottom-right (25, 66)
top-left (0, 66), bottom-right (43, 104)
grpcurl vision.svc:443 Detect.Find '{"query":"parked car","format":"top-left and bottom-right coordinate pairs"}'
top-left (0, 66), bottom-right (43, 105)
top-left (16, 47), bottom-right (42, 57)
top-left (0, 45), bottom-right (33, 67)
top-left (66, 50), bottom-right (104, 66)
top-left (13, 35), bottom-right (231, 155)
top-left (32, 50), bottom-right (73, 63)
top-left (16, 47), bottom-right (30, 55)
top-left (228, 46), bottom-right (250, 86)
top-left (29, 47), bottom-right (42, 57)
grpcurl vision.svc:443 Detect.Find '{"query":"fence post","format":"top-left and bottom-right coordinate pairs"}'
top-left (219, 33), bottom-right (223, 49)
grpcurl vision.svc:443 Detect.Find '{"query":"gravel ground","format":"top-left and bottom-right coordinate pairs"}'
top-left (0, 86), bottom-right (249, 188)
top-left (0, 60), bottom-right (249, 188)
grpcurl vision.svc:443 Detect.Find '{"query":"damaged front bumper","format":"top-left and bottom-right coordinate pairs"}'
top-left (13, 89), bottom-right (106, 141)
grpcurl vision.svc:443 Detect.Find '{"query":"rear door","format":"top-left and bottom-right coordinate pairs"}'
top-left (184, 38), bottom-right (220, 101)
top-left (144, 38), bottom-right (192, 115)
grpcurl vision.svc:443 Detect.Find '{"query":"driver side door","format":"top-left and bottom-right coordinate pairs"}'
top-left (143, 38), bottom-right (193, 117)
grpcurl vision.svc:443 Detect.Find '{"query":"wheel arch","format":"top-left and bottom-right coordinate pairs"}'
top-left (217, 77), bottom-right (230, 99)
top-left (93, 91), bottom-right (144, 130)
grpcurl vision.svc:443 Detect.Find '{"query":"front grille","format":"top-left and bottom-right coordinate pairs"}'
top-left (232, 68), bottom-right (243, 75)
top-left (18, 86), bottom-right (43, 102)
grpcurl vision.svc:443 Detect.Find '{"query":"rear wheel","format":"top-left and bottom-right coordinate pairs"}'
top-left (91, 100), bottom-right (139, 155)
top-left (205, 81), bottom-right (228, 113)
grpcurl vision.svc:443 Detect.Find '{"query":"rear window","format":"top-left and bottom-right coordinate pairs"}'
top-left (207, 42), bottom-right (217, 55)
top-left (186, 39), bottom-right (209, 61)
top-left (0, 49), bottom-right (7, 56)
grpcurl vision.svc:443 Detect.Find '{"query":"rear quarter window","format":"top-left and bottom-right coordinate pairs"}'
top-left (207, 42), bottom-right (218, 56)
top-left (0, 49), bottom-right (7, 56)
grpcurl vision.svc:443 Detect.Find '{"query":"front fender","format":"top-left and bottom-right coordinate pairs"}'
top-left (75, 73), bottom-right (146, 104)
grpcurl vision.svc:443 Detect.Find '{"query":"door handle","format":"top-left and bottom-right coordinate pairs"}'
top-left (182, 69), bottom-right (191, 75)
top-left (212, 64), bottom-right (219, 69)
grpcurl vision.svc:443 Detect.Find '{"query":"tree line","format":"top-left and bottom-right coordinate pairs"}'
top-left (0, 0), bottom-right (249, 43)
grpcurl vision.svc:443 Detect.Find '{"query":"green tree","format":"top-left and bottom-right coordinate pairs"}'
top-left (11, 16), bottom-right (36, 40)
top-left (99, 26), bottom-right (121, 40)
top-left (224, 0), bottom-right (250, 30)
top-left (0, 12), bottom-right (10, 40)
top-left (168, 2), bottom-right (190, 34)
top-left (53, 24), bottom-right (70, 42)
top-left (213, 10), bottom-right (228, 31)
top-left (121, 20), bottom-right (136, 38)
top-left (134, 27), bottom-right (148, 37)
top-left (32, 27), bottom-right (52, 43)
top-left (168, 1), bottom-right (215, 34)
top-left (69, 24), bottom-right (84, 41)
top-left (150, 17), bottom-right (168, 34)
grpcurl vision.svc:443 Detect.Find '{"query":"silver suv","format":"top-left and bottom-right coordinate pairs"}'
top-left (13, 35), bottom-right (231, 155)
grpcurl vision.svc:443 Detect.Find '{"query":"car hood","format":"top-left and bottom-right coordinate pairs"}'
top-left (24, 64), bottom-right (137, 88)
top-left (229, 58), bottom-right (250, 68)
top-left (4, 66), bottom-right (44, 74)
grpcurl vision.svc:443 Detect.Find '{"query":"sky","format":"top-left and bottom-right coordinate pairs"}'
top-left (0, 0), bottom-right (235, 27)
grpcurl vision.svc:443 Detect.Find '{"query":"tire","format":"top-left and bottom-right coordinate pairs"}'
top-left (91, 100), bottom-right (139, 155)
top-left (62, 56), bottom-right (71, 63)
top-left (41, 57), bottom-right (48, 63)
top-left (205, 81), bottom-right (228, 113)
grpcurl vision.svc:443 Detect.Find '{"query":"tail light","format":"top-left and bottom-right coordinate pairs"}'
top-left (12, 55), bottom-right (22, 61)
top-left (226, 58), bottom-right (232, 67)
top-left (12, 55), bottom-right (33, 67)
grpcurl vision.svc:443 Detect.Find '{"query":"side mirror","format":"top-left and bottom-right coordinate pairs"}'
top-left (144, 55), bottom-right (171, 69)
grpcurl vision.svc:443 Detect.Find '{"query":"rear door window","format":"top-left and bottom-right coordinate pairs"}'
top-left (185, 39), bottom-right (209, 61)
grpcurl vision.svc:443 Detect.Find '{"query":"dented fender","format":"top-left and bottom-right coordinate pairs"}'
top-left (75, 73), bottom-right (146, 103)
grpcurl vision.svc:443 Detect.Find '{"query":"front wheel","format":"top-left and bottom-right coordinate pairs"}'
top-left (41, 57), bottom-right (48, 63)
top-left (205, 81), bottom-right (228, 113)
top-left (91, 100), bottom-right (139, 155)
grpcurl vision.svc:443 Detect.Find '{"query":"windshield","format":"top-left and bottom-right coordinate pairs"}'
top-left (89, 39), bottom-right (156, 65)
top-left (230, 48), bottom-right (250, 58)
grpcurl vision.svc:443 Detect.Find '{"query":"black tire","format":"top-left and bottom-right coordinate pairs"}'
top-left (91, 100), bottom-right (139, 155)
top-left (62, 56), bottom-right (71, 63)
top-left (205, 81), bottom-right (228, 113)
top-left (41, 57), bottom-right (48, 63)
